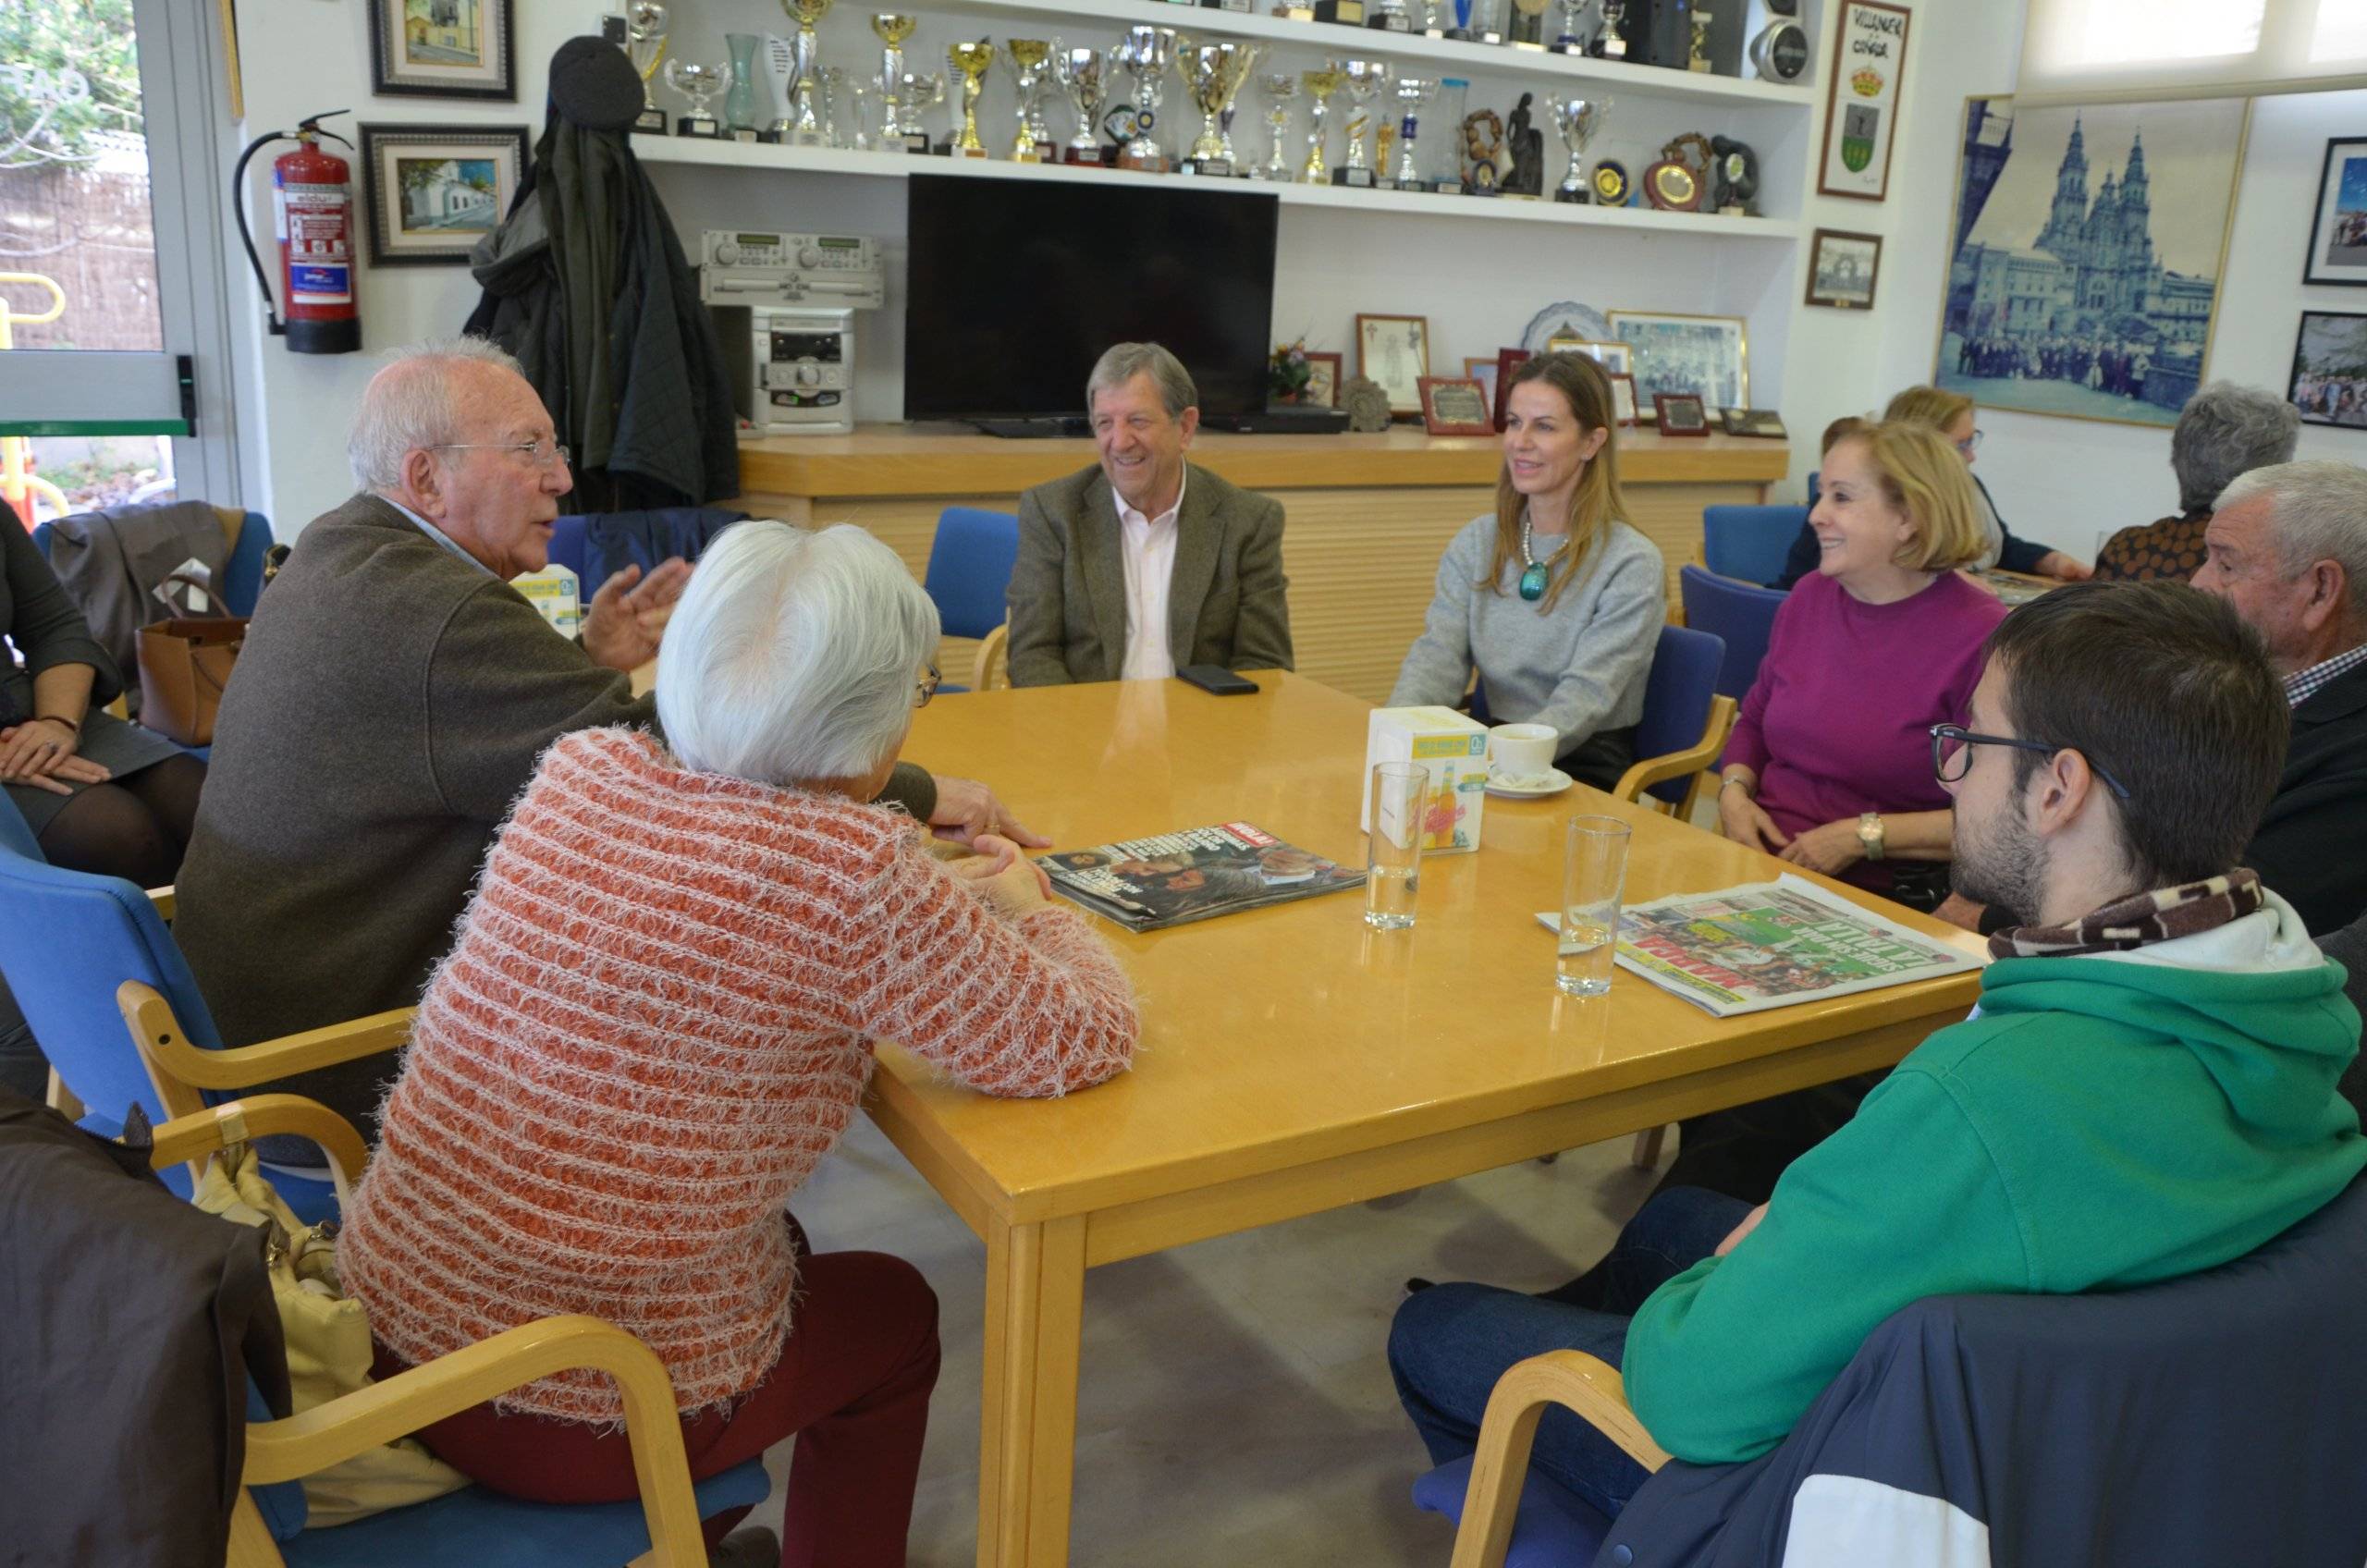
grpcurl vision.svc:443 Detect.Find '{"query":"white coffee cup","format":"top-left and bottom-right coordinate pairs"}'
top-left (1489, 723), bottom-right (1558, 788)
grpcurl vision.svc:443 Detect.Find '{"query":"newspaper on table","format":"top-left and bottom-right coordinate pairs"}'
top-left (1039, 822), bottom-right (1365, 932)
top-left (1535, 873), bottom-right (1984, 1017)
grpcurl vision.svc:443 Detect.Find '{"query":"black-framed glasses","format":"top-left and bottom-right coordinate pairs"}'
top-left (430, 439), bottom-right (572, 471)
top-left (915, 662), bottom-right (941, 709)
top-left (1930, 725), bottom-right (2131, 800)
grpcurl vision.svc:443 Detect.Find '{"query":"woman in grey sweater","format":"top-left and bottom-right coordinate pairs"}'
top-left (1388, 352), bottom-right (1665, 788)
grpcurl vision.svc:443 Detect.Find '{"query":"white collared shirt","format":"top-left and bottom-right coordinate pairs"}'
top-left (1115, 468), bottom-right (1186, 681)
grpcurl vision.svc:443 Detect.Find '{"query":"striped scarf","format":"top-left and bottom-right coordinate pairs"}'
top-left (1988, 869), bottom-right (2264, 961)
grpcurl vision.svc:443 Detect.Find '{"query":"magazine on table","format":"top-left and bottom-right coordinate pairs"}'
top-left (1535, 873), bottom-right (1984, 1017)
top-left (1038, 822), bottom-right (1365, 932)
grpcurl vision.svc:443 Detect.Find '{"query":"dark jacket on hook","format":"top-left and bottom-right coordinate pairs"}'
top-left (465, 37), bottom-right (739, 508)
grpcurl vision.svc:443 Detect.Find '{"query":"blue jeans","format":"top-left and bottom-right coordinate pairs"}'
top-left (1387, 1186), bottom-right (1752, 1519)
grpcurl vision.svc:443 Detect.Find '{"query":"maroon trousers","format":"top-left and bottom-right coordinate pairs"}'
top-left (378, 1248), bottom-right (941, 1568)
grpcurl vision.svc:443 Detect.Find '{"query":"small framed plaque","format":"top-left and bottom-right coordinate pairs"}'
top-left (1607, 373), bottom-right (1640, 428)
top-left (1645, 159), bottom-right (1703, 212)
top-left (1806, 228), bottom-right (1883, 309)
top-left (1418, 376), bottom-right (1496, 436)
top-left (1654, 392), bottom-right (1711, 435)
top-left (1492, 347), bottom-right (1532, 432)
top-left (1720, 407), bottom-right (1789, 439)
top-left (1355, 313), bottom-right (1431, 417)
top-left (1304, 351), bottom-right (1343, 408)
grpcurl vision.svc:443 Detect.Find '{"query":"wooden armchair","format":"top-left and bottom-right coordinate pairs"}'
top-left (1608, 692), bottom-right (1737, 822)
top-left (147, 1096), bottom-right (725, 1568)
top-left (974, 622), bottom-right (1011, 691)
top-left (1448, 1350), bottom-right (1667, 1568)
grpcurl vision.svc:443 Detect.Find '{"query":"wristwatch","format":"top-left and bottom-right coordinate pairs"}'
top-left (1857, 812), bottom-right (1887, 862)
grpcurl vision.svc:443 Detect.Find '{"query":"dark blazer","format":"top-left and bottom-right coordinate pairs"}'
top-left (2246, 660), bottom-right (2367, 937)
top-left (2320, 912), bottom-right (2367, 1118)
top-left (1005, 460), bottom-right (1294, 686)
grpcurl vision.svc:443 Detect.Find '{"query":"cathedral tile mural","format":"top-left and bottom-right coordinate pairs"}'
top-left (1935, 95), bottom-right (2249, 429)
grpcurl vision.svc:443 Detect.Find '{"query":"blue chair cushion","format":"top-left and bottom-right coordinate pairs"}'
top-left (923, 508), bottom-right (1022, 642)
top-left (278, 1459), bottom-right (772, 1567)
top-left (1701, 505), bottom-right (1809, 588)
top-left (1413, 1454), bottom-right (1613, 1567)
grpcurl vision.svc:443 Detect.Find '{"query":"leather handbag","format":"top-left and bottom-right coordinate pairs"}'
top-left (136, 616), bottom-right (247, 746)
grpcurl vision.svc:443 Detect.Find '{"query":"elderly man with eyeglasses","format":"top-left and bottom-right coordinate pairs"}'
top-left (178, 338), bottom-right (1036, 1148)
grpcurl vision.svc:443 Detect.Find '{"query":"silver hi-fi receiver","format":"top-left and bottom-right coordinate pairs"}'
top-left (716, 304), bottom-right (855, 435)
top-left (699, 230), bottom-right (883, 310)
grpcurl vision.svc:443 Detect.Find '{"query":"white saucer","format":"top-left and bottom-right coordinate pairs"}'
top-left (1485, 766), bottom-right (1576, 800)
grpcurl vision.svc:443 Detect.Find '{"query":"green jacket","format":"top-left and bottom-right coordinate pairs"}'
top-left (1624, 892), bottom-right (2366, 1465)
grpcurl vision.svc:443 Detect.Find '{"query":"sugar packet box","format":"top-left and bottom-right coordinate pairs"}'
top-left (1361, 705), bottom-right (1489, 855)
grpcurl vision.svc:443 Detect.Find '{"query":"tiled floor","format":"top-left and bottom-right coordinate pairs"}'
top-left (745, 1115), bottom-right (1670, 1566)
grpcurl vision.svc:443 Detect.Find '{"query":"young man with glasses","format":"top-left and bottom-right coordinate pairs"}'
top-left (178, 339), bottom-right (1037, 1145)
top-left (1390, 580), bottom-right (2362, 1520)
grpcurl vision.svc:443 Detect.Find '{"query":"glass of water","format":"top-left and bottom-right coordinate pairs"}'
top-left (1366, 761), bottom-right (1426, 930)
top-left (1557, 815), bottom-right (1631, 995)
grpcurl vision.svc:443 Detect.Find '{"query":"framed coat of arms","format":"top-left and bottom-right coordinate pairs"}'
top-left (1818, 0), bottom-right (1909, 201)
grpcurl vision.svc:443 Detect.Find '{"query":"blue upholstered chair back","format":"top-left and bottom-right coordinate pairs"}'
top-left (0, 792), bottom-right (40, 861)
top-left (220, 510), bottom-right (275, 615)
top-left (0, 843), bottom-right (218, 1140)
top-left (1632, 624), bottom-right (1727, 806)
top-left (1678, 565), bottom-right (1786, 701)
top-left (1701, 505), bottom-right (1809, 588)
top-left (924, 508), bottom-right (1022, 642)
top-left (546, 514), bottom-right (588, 582)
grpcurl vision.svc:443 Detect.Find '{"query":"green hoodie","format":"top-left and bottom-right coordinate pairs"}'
top-left (1623, 893), bottom-right (2366, 1465)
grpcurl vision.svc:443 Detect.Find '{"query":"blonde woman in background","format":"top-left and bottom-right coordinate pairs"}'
top-left (1388, 352), bottom-right (1665, 788)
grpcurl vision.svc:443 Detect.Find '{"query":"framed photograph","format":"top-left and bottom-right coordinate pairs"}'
top-left (1304, 351), bottom-right (1343, 408)
top-left (1818, 0), bottom-right (1908, 201)
top-left (368, 0), bottom-right (517, 100)
top-left (1463, 355), bottom-right (1500, 411)
top-left (1806, 229), bottom-right (1883, 309)
top-left (359, 123), bottom-right (527, 266)
top-left (2288, 311), bottom-right (2367, 429)
top-left (1607, 372), bottom-right (1640, 428)
top-left (1546, 337), bottom-right (1635, 377)
top-left (1934, 94), bottom-right (2250, 429)
top-left (1608, 310), bottom-right (1748, 413)
top-left (1491, 348), bottom-right (1532, 432)
top-left (1355, 313), bottom-right (1431, 417)
top-left (1721, 407), bottom-right (1790, 438)
top-left (1654, 393), bottom-right (1711, 435)
top-left (1417, 377), bottom-right (1496, 437)
top-left (2304, 138), bottom-right (2367, 287)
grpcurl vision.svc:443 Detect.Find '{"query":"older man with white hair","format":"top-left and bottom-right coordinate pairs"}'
top-left (178, 338), bottom-right (1036, 1142)
top-left (2192, 459), bottom-right (2367, 934)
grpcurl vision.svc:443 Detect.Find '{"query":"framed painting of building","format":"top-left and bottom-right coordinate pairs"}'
top-left (368, 0), bottom-right (517, 100)
top-left (1932, 94), bottom-right (2250, 429)
top-left (359, 124), bottom-right (527, 265)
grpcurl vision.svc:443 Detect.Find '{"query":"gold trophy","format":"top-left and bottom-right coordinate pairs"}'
top-left (779, 0), bottom-right (833, 145)
top-left (626, 1), bottom-right (670, 135)
top-left (947, 40), bottom-right (994, 158)
top-left (1332, 59), bottom-right (1388, 189)
top-left (1300, 66), bottom-right (1340, 185)
top-left (1182, 42), bottom-right (1258, 178)
top-left (1688, 9), bottom-right (1714, 71)
top-left (1001, 39), bottom-right (1055, 163)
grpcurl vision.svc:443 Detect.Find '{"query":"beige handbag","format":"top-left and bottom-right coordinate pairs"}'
top-left (196, 1142), bottom-right (471, 1527)
top-left (135, 616), bottom-right (246, 746)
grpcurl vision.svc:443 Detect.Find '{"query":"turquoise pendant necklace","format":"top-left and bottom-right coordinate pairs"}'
top-left (1518, 515), bottom-right (1562, 602)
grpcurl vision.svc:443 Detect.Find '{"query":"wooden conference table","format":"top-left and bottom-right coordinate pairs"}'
top-left (871, 673), bottom-right (1985, 1568)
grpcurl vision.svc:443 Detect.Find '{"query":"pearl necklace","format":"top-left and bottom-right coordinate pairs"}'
top-left (1518, 514), bottom-right (1565, 602)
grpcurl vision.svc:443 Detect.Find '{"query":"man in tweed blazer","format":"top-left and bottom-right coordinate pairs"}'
top-left (1006, 343), bottom-right (1294, 686)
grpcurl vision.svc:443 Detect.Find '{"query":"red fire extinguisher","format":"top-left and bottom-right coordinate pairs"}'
top-left (233, 110), bottom-right (362, 355)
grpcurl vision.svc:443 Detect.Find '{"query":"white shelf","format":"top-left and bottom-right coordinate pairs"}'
top-left (914, 0), bottom-right (1816, 112)
top-left (636, 135), bottom-right (1799, 241)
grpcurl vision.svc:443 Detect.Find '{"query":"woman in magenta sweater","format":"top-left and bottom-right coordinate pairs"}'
top-left (1717, 418), bottom-right (2006, 911)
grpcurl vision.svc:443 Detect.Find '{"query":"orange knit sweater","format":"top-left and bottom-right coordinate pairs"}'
top-left (337, 728), bottom-right (1138, 1422)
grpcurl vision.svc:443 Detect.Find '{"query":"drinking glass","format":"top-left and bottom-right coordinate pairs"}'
top-left (1557, 815), bottom-right (1630, 995)
top-left (1366, 761), bottom-right (1426, 930)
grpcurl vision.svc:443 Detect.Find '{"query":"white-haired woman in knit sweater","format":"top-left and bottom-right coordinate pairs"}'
top-left (337, 521), bottom-right (1140, 1568)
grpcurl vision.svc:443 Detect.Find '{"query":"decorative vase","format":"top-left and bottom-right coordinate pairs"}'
top-left (724, 33), bottom-right (761, 139)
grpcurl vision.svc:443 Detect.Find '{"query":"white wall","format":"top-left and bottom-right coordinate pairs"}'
top-left (234, 0), bottom-right (2365, 547)
top-left (1817, 7), bottom-right (2367, 560)
top-left (224, 1), bottom-right (1829, 531)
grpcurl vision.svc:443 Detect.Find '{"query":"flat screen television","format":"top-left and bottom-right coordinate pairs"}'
top-left (901, 174), bottom-right (1279, 423)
